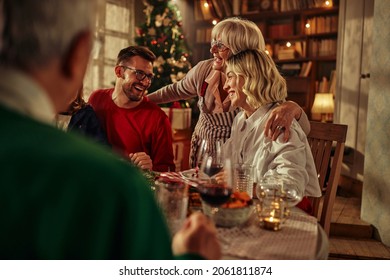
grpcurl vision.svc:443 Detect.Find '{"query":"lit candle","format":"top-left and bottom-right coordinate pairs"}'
top-left (263, 216), bottom-right (281, 231)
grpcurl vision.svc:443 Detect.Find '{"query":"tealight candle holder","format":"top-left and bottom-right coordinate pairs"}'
top-left (256, 195), bottom-right (285, 230)
top-left (263, 216), bottom-right (281, 231)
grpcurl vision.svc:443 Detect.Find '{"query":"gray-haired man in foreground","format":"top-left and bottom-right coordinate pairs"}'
top-left (0, 0), bottom-right (220, 260)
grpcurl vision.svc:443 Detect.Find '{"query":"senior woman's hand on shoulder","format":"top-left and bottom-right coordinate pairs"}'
top-left (172, 212), bottom-right (221, 260)
top-left (264, 101), bottom-right (309, 142)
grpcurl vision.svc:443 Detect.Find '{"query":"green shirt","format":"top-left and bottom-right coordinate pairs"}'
top-left (0, 105), bottom-right (198, 259)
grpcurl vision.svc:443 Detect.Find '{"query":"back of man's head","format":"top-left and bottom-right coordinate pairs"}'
top-left (0, 0), bottom-right (97, 71)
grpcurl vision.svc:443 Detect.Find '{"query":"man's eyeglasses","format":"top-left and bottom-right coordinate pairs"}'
top-left (211, 39), bottom-right (229, 52)
top-left (120, 65), bottom-right (154, 82)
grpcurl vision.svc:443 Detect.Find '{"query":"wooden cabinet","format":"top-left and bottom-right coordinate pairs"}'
top-left (188, 0), bottom-right (339, 119)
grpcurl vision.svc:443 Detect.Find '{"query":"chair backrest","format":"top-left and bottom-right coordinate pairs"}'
top-left (307, 121), bottom-right (348, 236)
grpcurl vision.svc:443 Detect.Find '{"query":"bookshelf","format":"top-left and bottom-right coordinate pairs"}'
top-left (189, 0), bottom-right (339, 119)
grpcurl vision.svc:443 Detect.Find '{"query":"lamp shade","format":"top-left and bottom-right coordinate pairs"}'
top-left (311, 93), bottom-right (334, 114)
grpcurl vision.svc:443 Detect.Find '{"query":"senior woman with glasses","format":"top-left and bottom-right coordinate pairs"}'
top-left (147, 17), bottom-right (310, 168)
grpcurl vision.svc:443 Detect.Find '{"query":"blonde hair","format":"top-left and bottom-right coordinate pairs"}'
top-left (211, 17), bottom-right (265, 55)
top-left (227, 49), bottom-right (287, 109)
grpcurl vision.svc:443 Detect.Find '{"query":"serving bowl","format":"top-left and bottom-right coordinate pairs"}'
top-left (202, 199), bottom-right (254, 227)
top-left (204, 204), bottom-right (254, 227)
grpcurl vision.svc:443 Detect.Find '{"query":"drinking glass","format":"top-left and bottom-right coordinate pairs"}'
top-left (233, 163), bottom-right (254, 196)
top-left (198, 158), bottom-right (233, 219)
top-left (155, 178), bottom-right (189, 236)
top-left (198, 140), bottom-right (224, 182)
top-left (194, 139), bottom-right (208, 178)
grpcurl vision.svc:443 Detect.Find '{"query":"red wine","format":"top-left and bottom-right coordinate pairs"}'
top-left (203, 164), bottom-right (223, 177)
top-left (198, 184), bottom-right (232, 206)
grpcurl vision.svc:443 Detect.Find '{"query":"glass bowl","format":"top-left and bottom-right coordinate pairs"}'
top-left (202, 203), bottom-right (254, 227)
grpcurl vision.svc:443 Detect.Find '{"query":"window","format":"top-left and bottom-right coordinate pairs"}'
top-left (83, 0), bottom-right (135, 100)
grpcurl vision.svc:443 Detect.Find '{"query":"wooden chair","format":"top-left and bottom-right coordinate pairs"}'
top-left (307, 121), bottom-right (348, 236)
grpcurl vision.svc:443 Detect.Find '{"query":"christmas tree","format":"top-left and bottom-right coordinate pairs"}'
top-left (135, 0), bottom-right (192, 107)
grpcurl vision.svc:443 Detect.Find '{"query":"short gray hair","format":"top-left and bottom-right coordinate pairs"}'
top-left (211, 17), bottom-right (265, 55)
top-left (0, 0), bottom-right (97, 70)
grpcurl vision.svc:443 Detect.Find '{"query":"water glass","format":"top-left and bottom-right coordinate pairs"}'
top-left (155, 178), bottom-right (188, 236)
top-left (234, 164), bottom-right (254, 196)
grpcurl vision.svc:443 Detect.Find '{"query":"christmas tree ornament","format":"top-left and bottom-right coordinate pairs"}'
top-left (163, 18), bottom-right (171, 26)
top-left (148, 27), bottom-right (156, 36)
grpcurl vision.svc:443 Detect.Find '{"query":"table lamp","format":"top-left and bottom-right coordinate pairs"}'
top-left (311, 93), bottom-right (334, 122)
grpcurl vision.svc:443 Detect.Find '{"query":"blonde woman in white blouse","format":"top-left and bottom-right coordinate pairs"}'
top-left (223, 49), bottom-right (321, 213)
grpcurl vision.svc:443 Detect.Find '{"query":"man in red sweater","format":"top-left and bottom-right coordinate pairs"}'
top-left (89, 46), bottom-right (175, 172)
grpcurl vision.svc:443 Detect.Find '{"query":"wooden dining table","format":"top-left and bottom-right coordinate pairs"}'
top-left (157, 170), bottom-right (329, 260)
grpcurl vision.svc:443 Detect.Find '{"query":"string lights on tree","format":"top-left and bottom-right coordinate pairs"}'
top-left (135, 0), bottom-right (192, 107)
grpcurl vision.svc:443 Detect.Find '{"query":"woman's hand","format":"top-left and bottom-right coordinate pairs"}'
top-left (264, 101), bottom-right (303, 142)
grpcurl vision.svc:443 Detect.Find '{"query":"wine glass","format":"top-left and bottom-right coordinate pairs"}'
top-left (198, 140), bottom-right (223, 182)
top-left (194, 139), bottom-right (208, 178)
top-left (197, 158), bottom-right (233, 219)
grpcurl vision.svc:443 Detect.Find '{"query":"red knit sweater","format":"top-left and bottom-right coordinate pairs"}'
top-left (89, 88), bottom-right (175, 172)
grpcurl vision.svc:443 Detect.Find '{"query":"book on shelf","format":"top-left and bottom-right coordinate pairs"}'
top-left (241, 0), bottom-right (260, 14)
top-left (268, 24), bottom-right (293, 38)
top-left (194, 1), bottom-right (204, 20)
top-left (293, 41), bottom-right (306, 57)
top-left (210, 0), bottom-right (224, 18)
top-left (308, 39), bottom-right (337, 57)
top-left (195, 0), bottom-right (213, 20)
top-left (277, 48), bottom-right (296, 60)
top-left (221, 0), bottom-right (233, 16)
top-left (305, 15), bottom-right (339, 35)
top-left (329, 70), bottom-right (336, 94)
top-left (232, 0), bottom-right (240, 15)
top-left (257, 22), bottom-right (266, 35)
top-left (280, 63), bottom-right (301, 76)
top-left (316, 76), bottom-right (330, 92)
top-left (210, 0), bottom-right (234, 18)
top-left (299, 61), bottom-right (312, 77)
top-left (280, 0), bottom-right (328, 11)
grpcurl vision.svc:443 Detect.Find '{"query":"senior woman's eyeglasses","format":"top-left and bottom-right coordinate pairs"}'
top-left (120, 65), bottom-right (154, 83)
top-left (210, 39), bottom-right (229, 52)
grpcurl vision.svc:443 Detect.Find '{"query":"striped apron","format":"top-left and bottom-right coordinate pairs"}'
top-left (189, 82), bottom-right (240, 168)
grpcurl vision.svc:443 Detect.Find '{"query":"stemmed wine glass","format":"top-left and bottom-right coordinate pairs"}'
top-left (197, 157), bottom-right (233, 219)
top-left (198, 139), bottom-right (223, 182)
top-left (194, 139), bottom-right (208, 178)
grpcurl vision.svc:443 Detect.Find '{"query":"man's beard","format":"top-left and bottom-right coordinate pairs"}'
top-left (122, 85), bottom-right (144, 102)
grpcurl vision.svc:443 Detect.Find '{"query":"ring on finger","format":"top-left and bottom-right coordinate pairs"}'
top-left (276, 126), bottom-right (285, 131)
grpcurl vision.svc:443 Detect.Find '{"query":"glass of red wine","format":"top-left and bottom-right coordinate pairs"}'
top-left (198, 140), bottom-right (223, 182)
top-left (194, 139), bottom-right (208, 178)
top-left (197, 157), bottom-right (233, 220)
